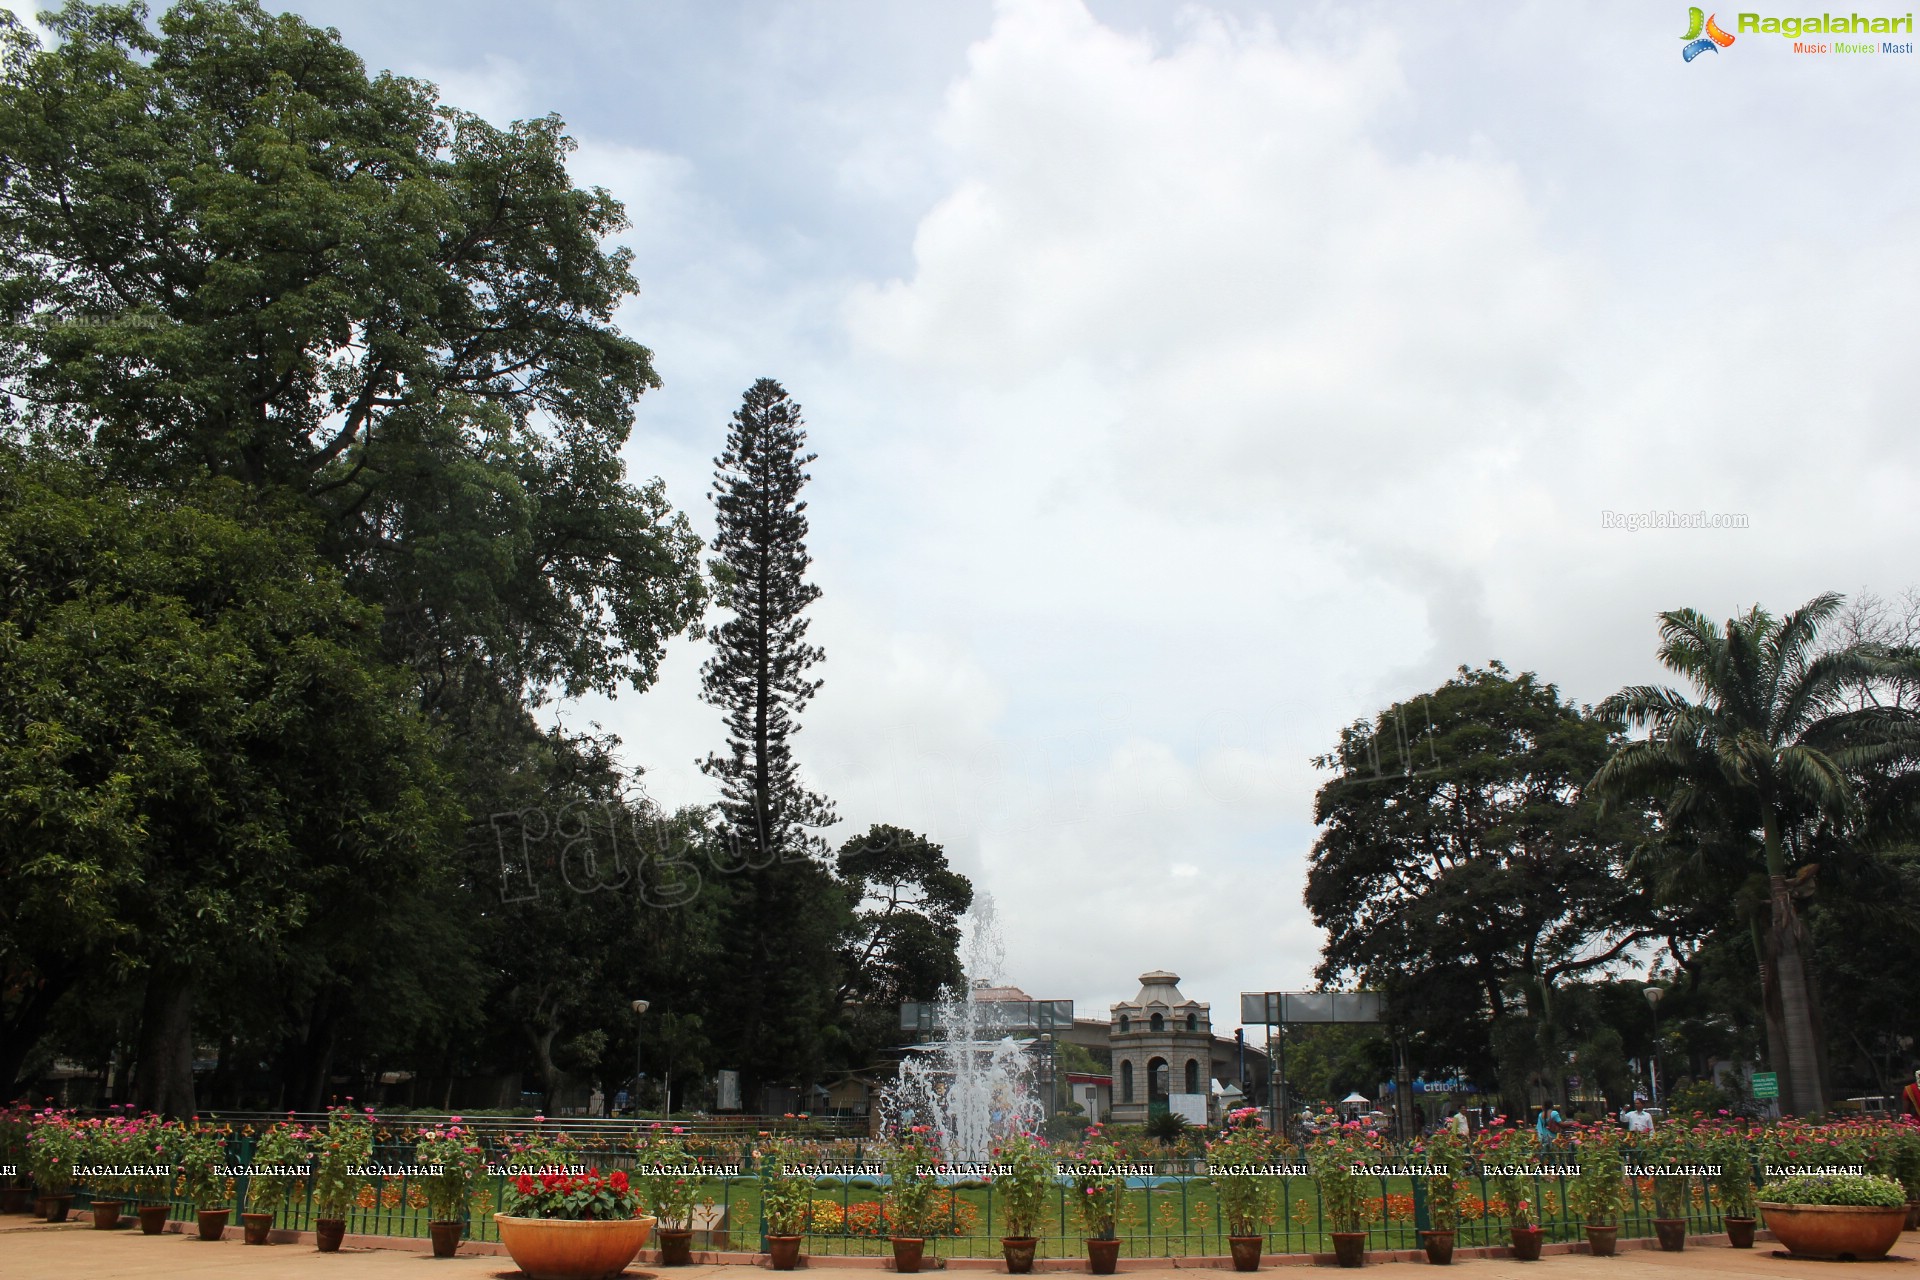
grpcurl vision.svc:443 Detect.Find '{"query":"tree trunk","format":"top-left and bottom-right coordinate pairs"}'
top-left (1767, 875), bottom-right (1827, 1115)
top-left (135, 966), bottom-right (199, 1118)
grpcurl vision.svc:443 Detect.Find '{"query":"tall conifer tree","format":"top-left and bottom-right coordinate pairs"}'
top-left (701, 379), bottom-right (848, 1099)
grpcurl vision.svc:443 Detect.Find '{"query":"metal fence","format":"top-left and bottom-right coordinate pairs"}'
top-left (62, 1138), bottom-right (1745, 1256)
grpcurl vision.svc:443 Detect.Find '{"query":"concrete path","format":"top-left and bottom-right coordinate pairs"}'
top-left (3, 1219), bottom-right (1917, 1280)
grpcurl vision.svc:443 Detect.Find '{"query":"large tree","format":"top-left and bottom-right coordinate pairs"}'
top-left (1592, 594), bottom-right (1920, 1115)
top-left (1305, 663), bottom-right (1658, 1113)
top-left (700, 378), bottom-right (847, 1099)
top-left (0, 455), bottom-right (456, 1110)
top-left (836, 824), bottom-right (973, 1068)
top-left (0, 0), bottom-right (706, 1104)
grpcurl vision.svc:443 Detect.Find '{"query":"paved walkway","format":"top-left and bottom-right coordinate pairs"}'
top-left (2, 1220), bottom-right (1916, 1280)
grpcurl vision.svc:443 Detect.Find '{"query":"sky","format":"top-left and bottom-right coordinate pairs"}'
top-left (12, 0), bottom-right (1919, 1030)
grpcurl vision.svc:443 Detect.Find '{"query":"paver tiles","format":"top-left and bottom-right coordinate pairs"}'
top-left (2, 1222), bottom-right (1917, 1280)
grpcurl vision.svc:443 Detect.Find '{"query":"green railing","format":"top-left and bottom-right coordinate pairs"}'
top-left (62, 1138), bottom-right (1747, 1255)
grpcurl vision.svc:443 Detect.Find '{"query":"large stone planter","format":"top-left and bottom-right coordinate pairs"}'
top-left (1757, 1201), bottom-right (1907, 1261)
top-left (495, 1214), bottom-right (656, 1280)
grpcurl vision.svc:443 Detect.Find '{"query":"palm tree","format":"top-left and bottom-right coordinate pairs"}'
top-left (1592, 593), bottom-right (1917, 1115)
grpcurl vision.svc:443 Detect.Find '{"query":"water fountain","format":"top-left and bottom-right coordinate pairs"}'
top-left (881, 895), bottom-right (1045, 1162)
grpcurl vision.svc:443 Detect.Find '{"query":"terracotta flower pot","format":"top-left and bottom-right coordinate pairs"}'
top-left (1085, 1237), bottom-right (1119, 1274)
top-left (1652, 1217), bottom-right (1687, 1251)
top-left (1229, 1234), bottom-right (1263, 1271)
top-left (138, 1204), bottom-right (171, 1235)
top-left (39, 1193), bottom-right (74, 1223)
top-left (893, 1236), bottom-right (928, 1273)
top-left (658, 1225), bottom-right (695, 1265)
top-left (495, 1213), bottom-right (656, 1280)
top-left (1757, 1201), bottom-right (1908, 1262)
top-left (91, 1199), bottom-right (123, 1229)
top-left (0, 1185), bottom-right (34, 1214)
top-left (1583, 1224), bottom-right (1617, 1257)
top-left (1330, 1231), bottom-right (1367, 1268)
top-left (1419, 1227), bottom-right (1455, 1265)
top-left (315, 1217), bottom-right (347, 1252)
top-left (1002, 1235), bottom-right (1038, 1273)
top-left (1510, 1226), bottom-right (1543, 1262)
top-left (1724, 1216), bottom-right (1755, 1249)
top-left (243, 1211), bottom-right (274, 1245)
top-left (197, 1207), bottom-right (230, 1241)
top-left (429, 1219), bottom-right (463, 1258)
top-left (768, 1234), bottom-right (803, 1270)
top-left (1906, 1201), bottom-right (1920, 1232)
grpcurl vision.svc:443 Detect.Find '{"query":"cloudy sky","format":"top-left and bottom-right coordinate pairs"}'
top-left (15, 0), bottom-right (1917, 1027)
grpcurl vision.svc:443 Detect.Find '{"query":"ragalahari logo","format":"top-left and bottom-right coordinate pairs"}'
top-left (1682, 7), bottom-right (1738, 58)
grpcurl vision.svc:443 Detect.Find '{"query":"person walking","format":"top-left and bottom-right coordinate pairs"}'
top-left (1621, 1096), bottom-right (1654, 1135)
top-left (1535, 1102), bottom-right (1565, 1152)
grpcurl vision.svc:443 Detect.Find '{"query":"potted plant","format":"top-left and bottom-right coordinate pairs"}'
top-left (28, 1108), bottom-right (78, 1222)
top-left (1207, 1112), bottom-right (1276, 1271)
top-left (243, 1119), bottom-right (311, 1245)
top-left (131, 1118), bottom-right (177, 1235)
top-left (311, 1106), bottom-right (374, 1252)
top-left (1757, 1173), bottom-right (1908, 1261)
top-left (0, 1103), bottom-right (35, 1213)
top-left (1642, 1124), bottom-right (1695, 1252)
top-left (496, 1168), bottom-right (655, 1279)
top-left (1067, 1131), bottom-right (1124, 1275)
top-left (994, 1131), bottom-right (1052, 1274)
top-left (637, 1133), bottom-right (699, 1265)
top-left (1886, 1121), bottom-right (1920, 1231)
top-left (1417, 1129), bottom-right (1470, 1266)
top-left (758, 1137), bottom-right (809, 1270)
top-left (1308, 1115), bottom-right (1374, 1268)
top-left (1477, 1126), bottom-right (1541, 1262)
top-left (885, 1127), bottom-right (939, 1273)
top-left (415, 1119), bottom-right (487, 1257)
top-left (176, 1121), bottom-right (233, 1240)
top-left (1567, 1127), bottom-right (1625, 1256)
top-left (1708, 1126), bottom-right (1758, 1248)
top-left (75, 1114), bottom-right (130, 1229)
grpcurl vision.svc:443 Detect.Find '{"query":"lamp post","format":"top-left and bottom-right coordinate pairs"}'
top-left (1642, 986), bottom-right (1664, 1110)
top-left (631, 999), bottom-right (650, 1118)
top-left (1038, 1033), bottom-right (1056, 1121)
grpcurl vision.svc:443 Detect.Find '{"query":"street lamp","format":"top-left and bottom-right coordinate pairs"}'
top-left (1038, 1033), bottom-right (1056, 1120)
top-left (631, 999), bottom-right (650, 1118)
top-left (1642, 986), bottom-right (1664, 1110)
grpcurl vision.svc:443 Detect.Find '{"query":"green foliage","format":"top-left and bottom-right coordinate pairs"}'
top-left (758, 1138), bottom-right (812, 1236)
top-left (1144, 1111), bottom-right (1189, 1145)
top-left (1567, 1129), bottom-right (1626, 1226)
top-left (413, 1122), bottom-right (486, 1222)
top-left (311, 1108), bottom-right (373, 1219)
top-left (1758, 1174), bottom-right (1906, 1208)
top-left (1305, 663), bottom-right (1657, 1106)
top-left (884, 1130), bottom-right (939, 1238)
top-left (1066, 1133), bottom-right (1124, 1240)
top-left (636, 1135), bottom-right (698, 1229)
top-left (175, 1124), bottom-right (230, 1209)
top-left (700, 379), bottom-right (848, 1091)
top-left (1708, 1131), bottom-right (1757, 1219)
top-left (836, 824), bottom-right (973, 1065)
top-left (992, 1132), bottom-right (1053, 1238)
top-left (1206, 1120), bottom-right (1279, 1235)
top-left (1417, 1128), bottom-right (1472, 1230)
top-left (246, 1122), bottom-right (312, 1215)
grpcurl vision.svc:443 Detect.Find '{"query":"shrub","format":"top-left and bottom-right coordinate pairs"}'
top-left (883, 1128), bottom-right (938, 1238)
top-left (312, 1106), bottom-right (375, 1219)
top-left (1758, 1174), bottom-right (1905, 1208)
top-left (1567, 1127), bottom-right (1626, 1226)
top-left (993, 1131), bottom-right (1053, 1238)
top-left (1207, 1117), bottom-right (1278, 1236)
top-left (758, 1137), bottom-right (810, 1236)
top-left (636, 1134), bottom-right (698, 1230)
top-left (247, 1120), bottom-right (313, 1216)
top-left (413, 1121), bottom-right (487, 1222)
top-left (1417, 1129), bottom-right (1471, 1231)
top-left (502, 1169), bottom-right (642, 1220)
